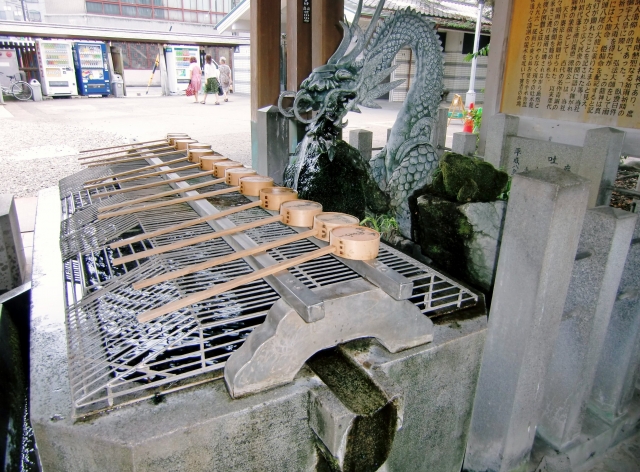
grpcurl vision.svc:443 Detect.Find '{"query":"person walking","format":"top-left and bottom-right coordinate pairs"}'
top-left (202, 54), bottom-right (220, 105)
top-left (218, 57), bottom-right (232, 102)
top-left (187, 56), bottom-right (202, 104)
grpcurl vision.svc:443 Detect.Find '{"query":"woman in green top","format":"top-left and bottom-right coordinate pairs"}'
top-left (202, 54), bottom-right (220, 105)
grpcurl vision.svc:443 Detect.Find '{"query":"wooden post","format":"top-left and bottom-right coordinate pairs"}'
top-left (250, 0), bottom-right (281, 124)
top-left (311, 0), bottom-right (344, 69)
top-left (287, 0), bottom-right (313, 91)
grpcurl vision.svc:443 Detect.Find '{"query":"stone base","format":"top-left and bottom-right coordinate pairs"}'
top-left (530, 390), bottom-right (640, 471)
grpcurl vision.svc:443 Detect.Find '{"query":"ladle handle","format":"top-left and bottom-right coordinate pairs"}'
top-left (84, 157), bottom-right (189, 184)
top-left (80, 138), bottom-right (165, 154)
top-left (98, 186), bottom-right (239, 220)
top-left (109, 200), bottom-right (262, 249)
top-left (112, 214), bottom-right (283, 265)
top-left (83, 147), bottom-right (178, 167)
top-left (86, 163), bottom-right (199, 190)
top-left (96, 170), bottom-right (217, 197)
top-left (132, 229), bottom-right (318, 290)
top-left (78, 143), bottom-right (173, 162)
top-left (138, 245), bottom-right (336, 323)
top-left (99, 178), bottom-right (221, 212)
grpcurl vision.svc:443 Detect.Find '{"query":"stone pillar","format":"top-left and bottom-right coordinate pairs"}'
top-left (0, 195), bottom-right (25, 292)
top-left (579, 128), bottom-right (625, 208)
top-left (433, 107), bottom-right (448, 157)
top-left (464, 167), bottom-right (590, 472)
top-left (257, 106), bottom-right (290, 185)
top-left (311, 0), bottom-right (344, 69)
top-left (477, 0), bottom-right (515, 155)
top-left (483, 113), bottom-right (519, 170)
top-left (250, 0), bottom-right (281, 168)
top-left (537, 207), bottom-right (637, 450)
top-left (589, 216), bottom-right (640, 422)
top-left (348, 129), bottom-right (373, 163)
top-left (452, 132), bottom-right (477, 157)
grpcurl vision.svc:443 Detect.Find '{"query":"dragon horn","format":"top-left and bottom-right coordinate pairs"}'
top-left (338, 0), bottom-right (385, 65)
top-left (327, 0), bottom-right (363, 64)
top-left (363, 0), bottom-right (386, 46)
top-left (327, 21), bottom-right (353, 65)
top-left (339, 24), bottom-right (365, 64)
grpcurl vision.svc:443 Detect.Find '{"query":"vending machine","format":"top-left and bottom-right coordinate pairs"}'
top-left (73, 42), bottom-right (111, 96)
top-left (0, 49), bottom-right (21, 90)
top-left (172, 45), bottom-right (200, 91)
top-left (35, 39), bottom-right (78, 96)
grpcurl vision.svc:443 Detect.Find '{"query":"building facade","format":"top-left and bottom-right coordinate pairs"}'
top-left (0, 0), bottom-right (46, 22)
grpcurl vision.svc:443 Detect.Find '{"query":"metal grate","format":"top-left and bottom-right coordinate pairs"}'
top-left (59, 154), bottom-right (479, 418)
top-left (376, 247), bottom-right (478, 316)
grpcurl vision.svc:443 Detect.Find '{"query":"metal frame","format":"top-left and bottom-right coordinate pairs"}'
top-left (58, 150), bottom-right (480, 417)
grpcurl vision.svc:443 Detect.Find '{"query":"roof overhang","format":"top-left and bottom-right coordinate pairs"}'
top-left (215, 0), bottom-right (250, 34)
top-left (0, 20), bottom-right (249, 45)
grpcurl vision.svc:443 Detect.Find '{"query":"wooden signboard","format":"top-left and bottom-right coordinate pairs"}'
top-left (501, 0), bottom-right (640, 129)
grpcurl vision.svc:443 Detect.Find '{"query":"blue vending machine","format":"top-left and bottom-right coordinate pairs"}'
top-left (73, 42), bottom-right (111, 96)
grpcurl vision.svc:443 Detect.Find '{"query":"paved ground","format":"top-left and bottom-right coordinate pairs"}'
top-left (0, 90), bottom-right (463, 198)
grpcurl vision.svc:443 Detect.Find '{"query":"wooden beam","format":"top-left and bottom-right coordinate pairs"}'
top-left (250, 0), bottom-right (281, 123)
top-left (287, 0), bottom-right (313, 91)
top-left (311, 0), bottom-right (344, 69)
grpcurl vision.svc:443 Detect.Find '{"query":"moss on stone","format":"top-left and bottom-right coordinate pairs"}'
top-left (431, 152), bottom-right (509, 203)
top-left (414, 195), bottom-right (473, 282)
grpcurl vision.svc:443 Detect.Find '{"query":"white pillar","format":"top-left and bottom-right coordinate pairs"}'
top-left (465, 0), bottom-right (485, 109)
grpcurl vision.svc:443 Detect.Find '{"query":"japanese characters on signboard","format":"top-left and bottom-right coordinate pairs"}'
top-left (502, 0), bottom-right (640, 129)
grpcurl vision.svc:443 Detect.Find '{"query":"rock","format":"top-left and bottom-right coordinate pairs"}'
top-left (458, 201), bottom-right (507, 291)
top-left (431, 152), bottom-right (509, 203)
top-left (414, 195), bottom-right (471, 280)
top-left (284, 140), bottom-right (389, 219)
top-left (414, 196), bottom-right (507, 292)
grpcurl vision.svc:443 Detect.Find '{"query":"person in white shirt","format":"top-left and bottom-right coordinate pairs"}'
top-left (202, 54), bottom-right (220, 105)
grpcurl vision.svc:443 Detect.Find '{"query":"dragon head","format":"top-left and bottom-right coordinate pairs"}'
top-left (278, 0), bottom-right (386, 128)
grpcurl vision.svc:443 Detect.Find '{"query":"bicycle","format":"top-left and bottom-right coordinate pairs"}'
top-left (0, 72), bottom-right (33, 101)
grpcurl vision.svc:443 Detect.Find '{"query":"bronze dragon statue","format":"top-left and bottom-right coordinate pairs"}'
top-left (279, 0), bottom-right (444, 237)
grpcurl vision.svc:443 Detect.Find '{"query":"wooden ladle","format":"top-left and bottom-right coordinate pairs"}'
top-left (132, 211), bottom-right (360, 290)
top-left (136, 223), bottom-right (380, 323)
top-left (109, 186), bottom-right (297, 265)
top-left (96, 160), bottom-right (249, 212)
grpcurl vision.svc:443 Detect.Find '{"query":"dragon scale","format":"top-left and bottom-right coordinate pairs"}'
top-left (367, 10), bottom-right (444, 235)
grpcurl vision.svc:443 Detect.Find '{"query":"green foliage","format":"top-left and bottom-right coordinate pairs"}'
top-left (468, 107), bottom-right (482, 133)
top-left (360, 213), bottom-right (400, 241)
top-left (497, 176), bottom-right (512, 201)
top-left (464, 44), bottom-right (490, 62)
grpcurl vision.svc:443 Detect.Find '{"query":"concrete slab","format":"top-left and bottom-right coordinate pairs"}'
top-left (14, 197), bottom-right (37, 233)
top-left (31, 184), bottom-right (488, 471)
